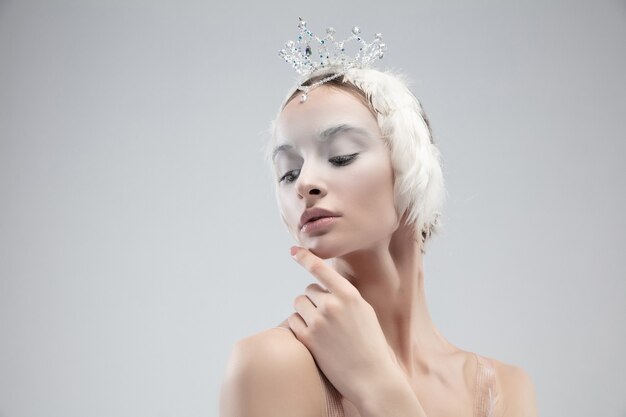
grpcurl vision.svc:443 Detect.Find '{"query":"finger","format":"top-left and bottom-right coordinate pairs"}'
top-left (290, 246), bottom-right (352, 297)
top-left (304, 282), bottom-right (332, 308)
top-left (293, 294), bottom-right (317, 326)
top-left (287, 312), bottom-right (307, 340)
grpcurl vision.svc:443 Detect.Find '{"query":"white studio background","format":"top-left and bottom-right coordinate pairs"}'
top-left (0, 1), bottom-right (625, 416)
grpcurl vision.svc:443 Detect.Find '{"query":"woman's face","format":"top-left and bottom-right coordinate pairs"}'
top-left (272, 85), bottom-right (400, 259)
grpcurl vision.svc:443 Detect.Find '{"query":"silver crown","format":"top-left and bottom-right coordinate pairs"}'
top-left (278, 17), bottom-right (387, 102)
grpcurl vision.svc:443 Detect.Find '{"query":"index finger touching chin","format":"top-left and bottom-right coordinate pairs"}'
top-left (291, 246), bottom-right (353, 297)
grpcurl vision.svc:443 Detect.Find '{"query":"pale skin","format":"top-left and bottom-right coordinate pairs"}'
top-left (219, 86), bottom-right (539, 417)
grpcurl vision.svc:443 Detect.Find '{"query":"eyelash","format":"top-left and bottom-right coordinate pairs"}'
top-left (279, 153), bottom-right (359, 184)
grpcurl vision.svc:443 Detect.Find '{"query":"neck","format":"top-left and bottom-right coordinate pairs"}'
top-left (331, 224), bottom-right (458, 378)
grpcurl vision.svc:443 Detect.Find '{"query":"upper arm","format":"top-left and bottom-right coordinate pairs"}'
top-left (500, 365), bottom-right (539, 417)
top-left (219, 331), bottom-right (325, 417)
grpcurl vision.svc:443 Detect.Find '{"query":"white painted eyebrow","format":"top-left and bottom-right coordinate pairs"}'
top-left (272, 123), bottom-right (371, 161)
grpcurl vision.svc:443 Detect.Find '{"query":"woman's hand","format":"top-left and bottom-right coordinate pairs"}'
top-left (287, 245), bottom-right (403, 407)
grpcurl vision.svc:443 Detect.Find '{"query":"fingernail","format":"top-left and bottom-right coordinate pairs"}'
top-left (290, 246), bottom-right (299, 257)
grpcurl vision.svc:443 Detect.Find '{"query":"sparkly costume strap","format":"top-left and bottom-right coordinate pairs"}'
top-left (473, 353), bottom-right (499, 417)
top-left (315, 364), bottom-right (345, 417)
top-left (271, 324), bottom-right (344, 417)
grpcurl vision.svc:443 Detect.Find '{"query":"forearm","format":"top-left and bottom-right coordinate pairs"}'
top-left (354, 374), bottom-right (428, 417)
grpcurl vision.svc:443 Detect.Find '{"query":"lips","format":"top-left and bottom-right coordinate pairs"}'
top-left (299, 207), bottom-right (340, 229)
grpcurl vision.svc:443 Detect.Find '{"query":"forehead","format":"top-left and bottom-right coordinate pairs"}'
top-left (275, 86), bottom-right (379, 139)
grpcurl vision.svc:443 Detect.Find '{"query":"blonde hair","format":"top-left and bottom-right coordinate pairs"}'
top-left (264, 67), bottom-right (447, 254)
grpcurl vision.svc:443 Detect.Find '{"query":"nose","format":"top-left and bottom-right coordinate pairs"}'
top-left (295, 161), bottom-right (327, 199)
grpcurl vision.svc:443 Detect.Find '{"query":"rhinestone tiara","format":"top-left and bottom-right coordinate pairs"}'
top-left (278, 17), bottom-right (387, 102)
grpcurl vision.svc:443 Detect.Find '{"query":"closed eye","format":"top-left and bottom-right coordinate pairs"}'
top-left (329, 153), bottom-right (359, 166)
top-left (279, 153), bottom-right (359, 184)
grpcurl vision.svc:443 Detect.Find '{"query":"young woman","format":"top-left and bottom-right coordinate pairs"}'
top-left (220, 21), bottom-right (538, 417)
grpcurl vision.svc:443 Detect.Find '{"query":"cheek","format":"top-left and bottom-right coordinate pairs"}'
top-left (344, 157), bottom-right (397, 228)
top-left (277, 190), bottom-right (301, 234)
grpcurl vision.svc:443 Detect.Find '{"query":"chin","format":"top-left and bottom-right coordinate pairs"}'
top-left (295, 234), bottom-right (333, 259)
top-left (300, 234), bottom-right (360, 260)
top-left (306, 246), bottom-right (336, 260)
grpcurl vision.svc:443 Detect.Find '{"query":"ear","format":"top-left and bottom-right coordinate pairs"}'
top-left (398, 207), bottom-right (409, 224)
top-left (392, 207), bottom-right (421, 246)
top-left (396, 206), bottom-right (411, 230)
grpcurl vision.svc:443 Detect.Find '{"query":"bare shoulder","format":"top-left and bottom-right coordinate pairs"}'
top-left (219, 324), bottom-right (326, 417)
top-left (490, 357), bottom-right (539, 417)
